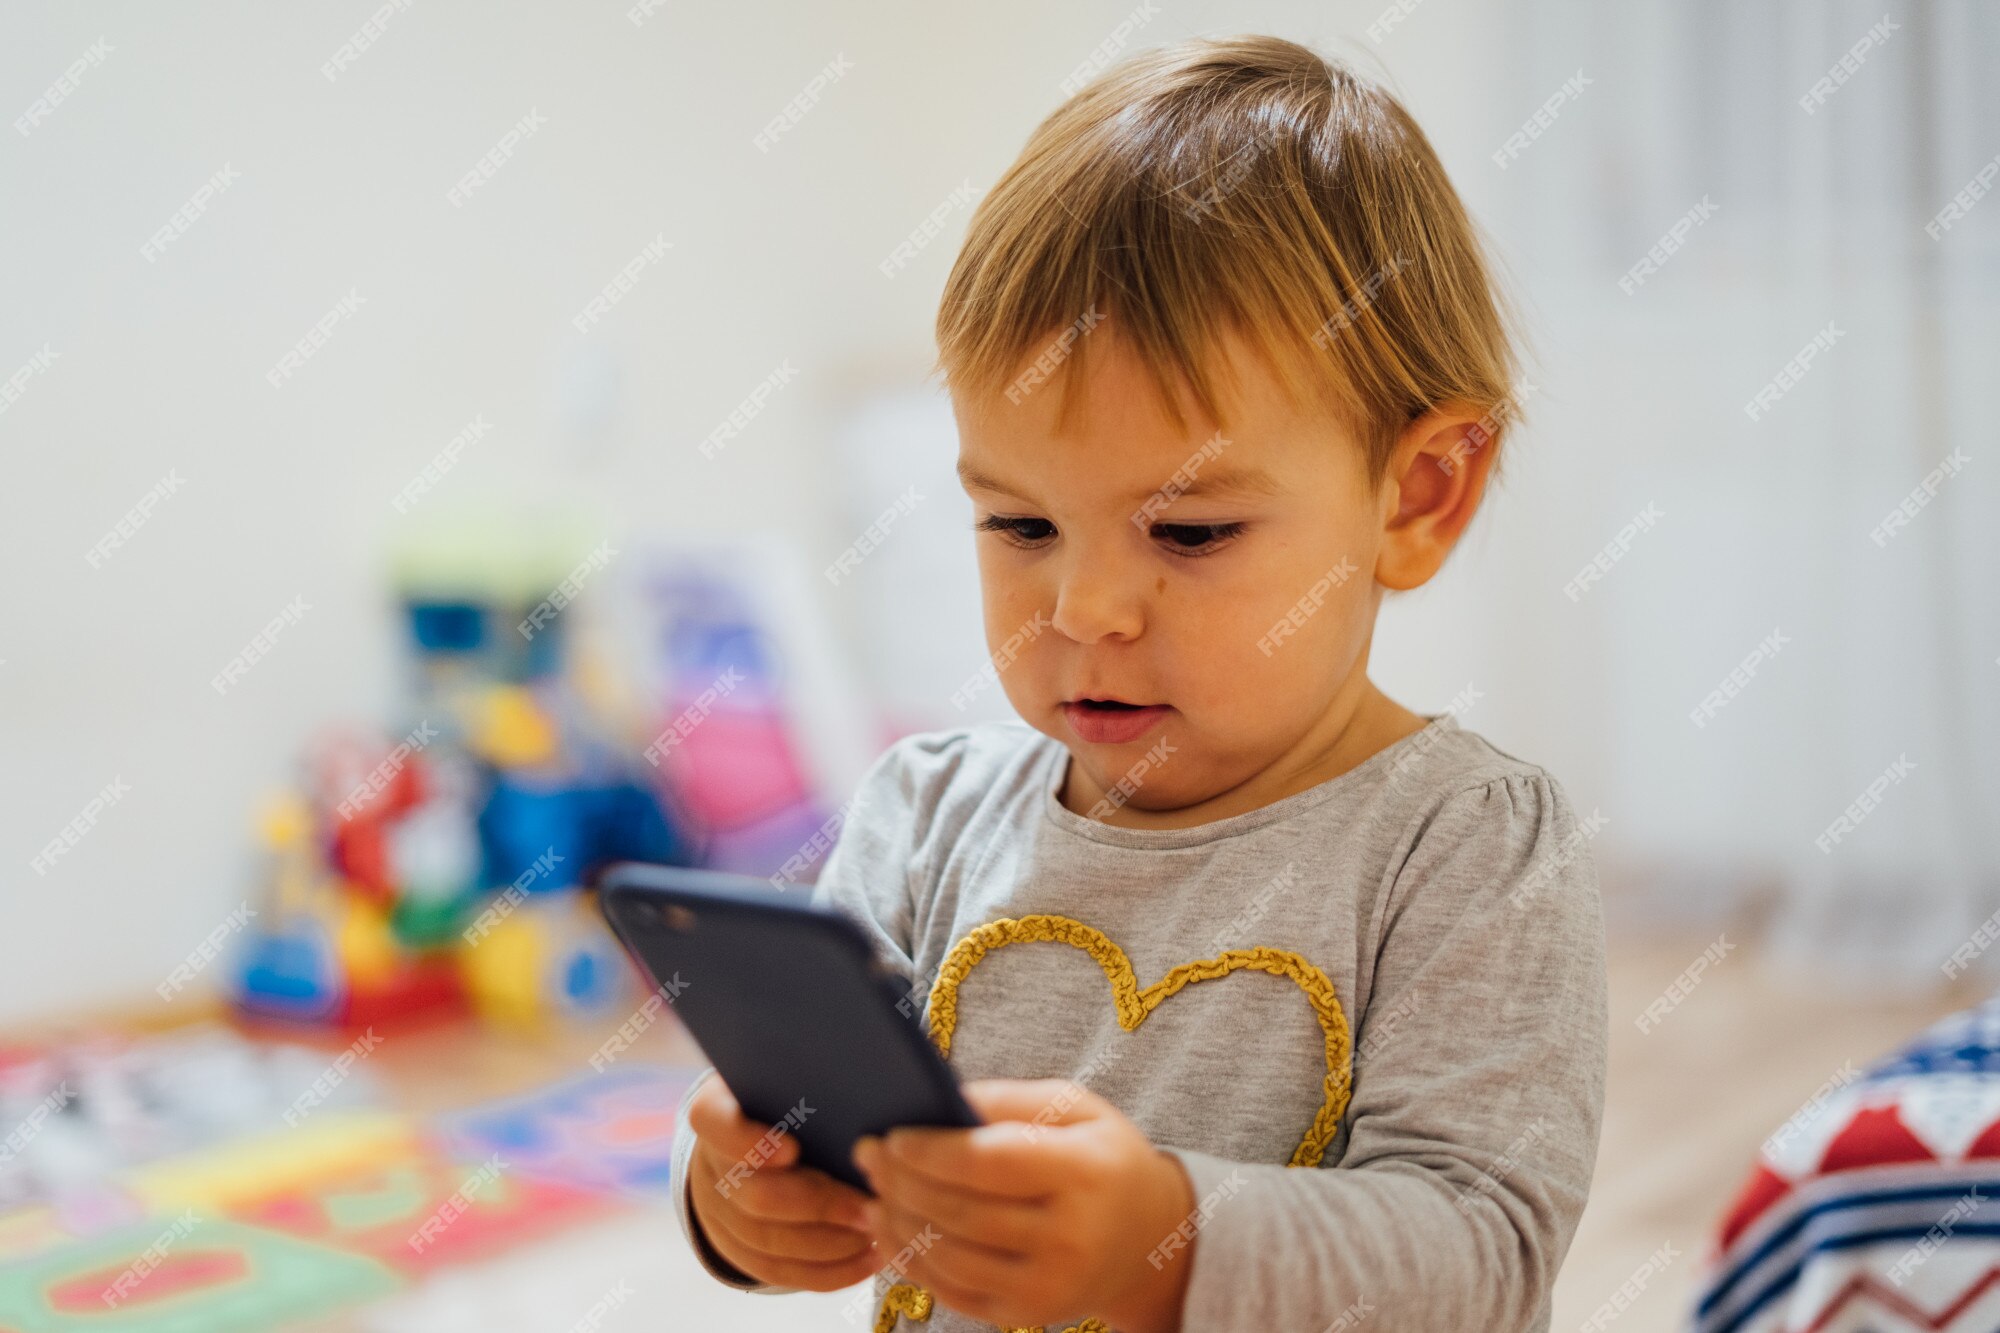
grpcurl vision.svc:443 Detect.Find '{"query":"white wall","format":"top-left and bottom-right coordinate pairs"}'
top-left (23, 2), bottom-right (1983, 1020)
top-left (2, 0), bottom-right (1516, 1023)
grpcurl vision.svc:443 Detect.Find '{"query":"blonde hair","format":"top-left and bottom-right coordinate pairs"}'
top-left (933, 34), bottom-right (1521, 484)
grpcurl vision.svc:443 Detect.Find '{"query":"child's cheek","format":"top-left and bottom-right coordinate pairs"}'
top-left (980, 567), bottom-right (1060, 706)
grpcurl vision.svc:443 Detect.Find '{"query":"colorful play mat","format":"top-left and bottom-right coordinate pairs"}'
top-left (0, 1027), bottom-right (695, 1333)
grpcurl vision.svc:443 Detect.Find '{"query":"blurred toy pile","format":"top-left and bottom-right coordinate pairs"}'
top-left (0, 522), bottom-right (865, 1326)
top-left (231, 524), bottom-right (860, 1037)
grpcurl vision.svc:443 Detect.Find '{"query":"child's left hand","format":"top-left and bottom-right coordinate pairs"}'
top-left (851, 1078), bottom-right (1197, 1332)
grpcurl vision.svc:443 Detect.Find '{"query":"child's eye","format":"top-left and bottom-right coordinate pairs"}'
top-left (1150, 521), bottom-right (1246, 556)
top-left (976, 515), bottom-right (1057, 548)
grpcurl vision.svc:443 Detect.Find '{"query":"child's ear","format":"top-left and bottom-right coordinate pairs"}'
top-left (1374, 406), bottom-right (1500, 591)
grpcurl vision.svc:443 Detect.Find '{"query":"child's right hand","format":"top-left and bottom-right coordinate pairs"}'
top-left (685, 1074), bottom-right (880, 1290)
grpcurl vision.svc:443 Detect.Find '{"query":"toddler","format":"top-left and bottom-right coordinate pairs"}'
top-left (669, 33), bottom-right (1606, 1333)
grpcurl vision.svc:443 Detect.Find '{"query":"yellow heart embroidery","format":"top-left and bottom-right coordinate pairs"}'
top-left (874, 913), bottom-right (1353, 1333)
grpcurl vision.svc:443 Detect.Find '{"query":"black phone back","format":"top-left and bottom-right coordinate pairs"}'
top-left (596, 862), bottom-right (980, 1193)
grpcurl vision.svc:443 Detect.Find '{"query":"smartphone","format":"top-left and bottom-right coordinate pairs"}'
top-left (595, 861), bottom-right (981, 1193)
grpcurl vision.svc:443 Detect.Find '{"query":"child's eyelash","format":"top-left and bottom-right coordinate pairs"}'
top-left (975, 515), bottom-right (1247, 556)
top-left (1152, 521), bottom-right (1246, 554)
top-left (975, 515), bottom-right (1056, 545)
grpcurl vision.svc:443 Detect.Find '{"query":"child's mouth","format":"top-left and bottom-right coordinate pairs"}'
top-left (1062, 698), bottom-right (1172, 745)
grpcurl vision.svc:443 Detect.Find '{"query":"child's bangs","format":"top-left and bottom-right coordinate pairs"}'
top-left (933, 109), bottom-right (1376, 448)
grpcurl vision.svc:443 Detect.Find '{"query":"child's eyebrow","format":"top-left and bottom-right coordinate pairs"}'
top-left (955, 460), bottom-right (1028, 498)
top-left (956, 459), bottom-right (1283, 504)
top-left (1148, 464), bottom-right (1283, 501)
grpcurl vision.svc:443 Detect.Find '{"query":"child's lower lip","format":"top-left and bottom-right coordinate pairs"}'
top-left (1061, 702), bottom-right (1172, 745)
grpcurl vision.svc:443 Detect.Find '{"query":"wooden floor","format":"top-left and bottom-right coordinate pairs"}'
top-left (256, 934), bottom-right (1979, 1331)
top-left (1553, 936), bottom-right (1979, 1333)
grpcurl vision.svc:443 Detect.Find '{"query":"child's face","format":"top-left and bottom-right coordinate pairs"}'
top-left (954, 328), bottom-right (1397, 820)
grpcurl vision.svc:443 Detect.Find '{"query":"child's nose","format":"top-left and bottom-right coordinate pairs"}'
top-left (1049, 551), bottom-right (1148, 644)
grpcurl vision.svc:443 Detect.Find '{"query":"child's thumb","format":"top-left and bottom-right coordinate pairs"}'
top-left (959, 1077), bottom-right (1101, 1127)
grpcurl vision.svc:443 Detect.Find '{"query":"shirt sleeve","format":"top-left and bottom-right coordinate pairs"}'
top-left (1157, 772), bottom-right (1609, 1333)
top-left (666, 734), bottom-right (934, 1293)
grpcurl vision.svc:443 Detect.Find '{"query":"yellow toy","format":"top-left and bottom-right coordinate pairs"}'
top-left (458, 896), bottom-right (632, 1032)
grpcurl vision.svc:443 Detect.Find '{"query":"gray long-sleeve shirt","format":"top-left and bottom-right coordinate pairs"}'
top-left (668, 715), bottom-right (1608, 1332)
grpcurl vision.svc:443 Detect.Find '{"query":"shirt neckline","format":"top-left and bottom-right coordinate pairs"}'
top-left (1038, 713), bottom-right (1461, 849)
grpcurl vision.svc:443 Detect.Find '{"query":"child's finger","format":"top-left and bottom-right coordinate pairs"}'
top-left (686, 1076), bottom-right (800, 1164)
top-left (730, 1162), bottom-right (873, 1230)
top-left (698, 1199), bottom-right (877, 1288)
top-left (705, 1224), bottom-right (881, 1295)
top-left (705, 1201), bottom-right (877, 1267)
top-left (690, 1147), bottom-right (876, 1290)
top-left (858, 1148), bottom-right (1045, 1253)
top-left (685, 1076), bottom-right (756, 1149)
top-left (960, 1077), bottom-right (1102, 1127)
top-left (877, 1118), bottom-right (1071, 1199)
top-left (871, 1195), bottom-right (1031, 1293)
